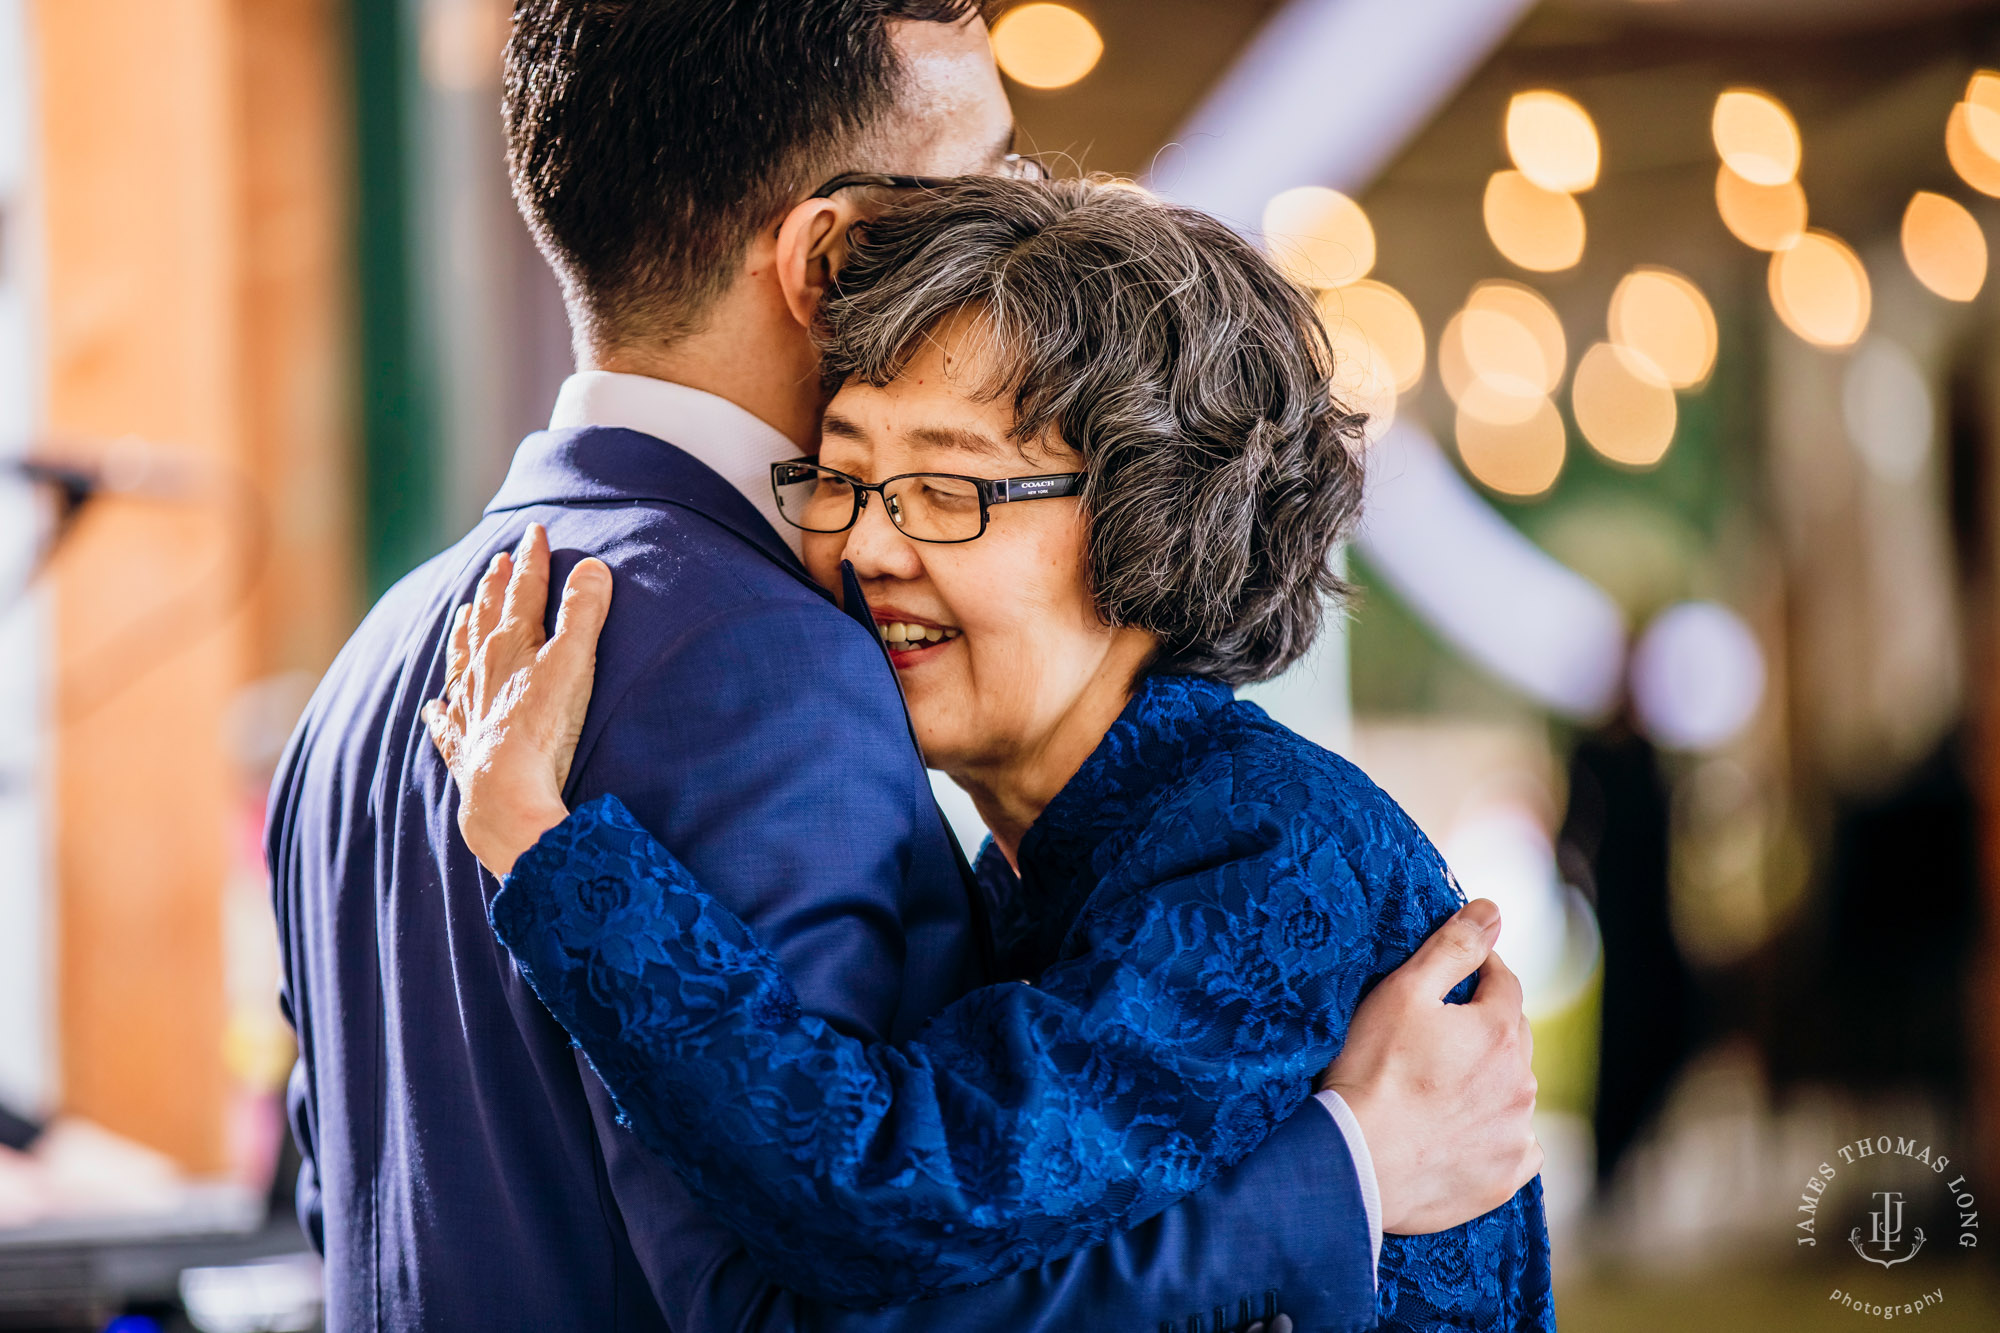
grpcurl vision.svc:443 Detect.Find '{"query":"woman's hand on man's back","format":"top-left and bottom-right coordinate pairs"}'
top-left (424, 523), bottom-right (613, 879)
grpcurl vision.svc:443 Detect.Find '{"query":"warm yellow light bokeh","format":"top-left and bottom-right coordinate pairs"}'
top-left (1456, 375), bottom-right (1547, 426)
top-left (1573, 342), bottom-right (1678, 467)
top-left (1456, 394), bottom-right (1566, 497)
top-left (1712, 89), bottom-right (1801, 186)
top-left (1333, 344), bottom-right (1399, 445)
top-left (1966, 73), bottom-right (2000, 159)
top-left (1440, 282), bottom-right (1566, 424)
top-left (1769, 229), bottom-right (1871, 348)
top-left (1467, 281), bottom-right (1565, 393)
top-left (1715, 164), bottom-right (1806, 252)
top-left (1902, 191), bottom-right (1988, 302)
top-left (1318, 280), bottom-right (1426, 393)
top-left (1946, 102), bottom-right (2000, 199)
top-left (1970, 71), bottom-right (2000, 113)
top-left (1438, 311), bottom-right (1482, 404)
top-left (1483, 170), bottom-right (1586, 272)
top-left (1263, 186), bottom-right (1377, 289)
top-left (1460, 308), bottom-right (1552, 401)
top-left (1609, 266), bottom-right (1717, 389)
top-left (1472, 282), bottom-right (1566, 363)
top-left (990, 3), bottom-right (1104, 90)
top-left (1505, 90), bottom-right (1600, 193)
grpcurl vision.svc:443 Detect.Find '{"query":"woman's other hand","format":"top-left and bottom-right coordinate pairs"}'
top-left (423, 523), bottom-right (613, 878)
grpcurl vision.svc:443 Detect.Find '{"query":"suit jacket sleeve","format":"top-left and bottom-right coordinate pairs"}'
top-left (587, 1058), bottom-right (1376, 1333)
top-left (794, 1100), bottom-right (1376, 1333)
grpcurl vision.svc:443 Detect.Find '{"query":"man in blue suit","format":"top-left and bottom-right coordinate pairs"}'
top-left (267, 4), bottom-right (1541, 1330)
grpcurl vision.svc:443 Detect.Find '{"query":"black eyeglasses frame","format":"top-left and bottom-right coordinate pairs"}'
top-left (770, 457), bottom-right (1084, 545)
top-left (808, 154), bottom-right (1050, 201)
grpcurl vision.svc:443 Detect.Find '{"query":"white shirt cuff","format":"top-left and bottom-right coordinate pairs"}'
top-left (1315, 1089), bottom-right (1382, 1283)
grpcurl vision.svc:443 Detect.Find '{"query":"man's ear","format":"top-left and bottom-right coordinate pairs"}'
top-left (774, 197), bottom-right (860, 330)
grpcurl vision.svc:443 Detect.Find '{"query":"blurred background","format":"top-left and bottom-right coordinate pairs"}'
top-left (3, 0), bottom-right (2000, 1328)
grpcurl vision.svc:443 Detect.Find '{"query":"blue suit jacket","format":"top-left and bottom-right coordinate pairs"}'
top-left (268, 425), bottom-right (1375, 1332)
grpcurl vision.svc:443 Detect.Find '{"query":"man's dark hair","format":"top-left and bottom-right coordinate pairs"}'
top-left (819, 176), bottom-right (1368, 686)
top-left (505, 0), bottom-right (983, 346)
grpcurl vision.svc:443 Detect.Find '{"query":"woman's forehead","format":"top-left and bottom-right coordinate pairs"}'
top-left (821, 373), bottom-right (1076, 471)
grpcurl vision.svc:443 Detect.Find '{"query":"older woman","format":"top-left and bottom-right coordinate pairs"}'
top-left (426, 177), bottom-right (1551, 1330)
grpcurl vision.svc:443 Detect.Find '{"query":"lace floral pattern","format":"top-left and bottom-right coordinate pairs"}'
top-left (493, 674), bottom-right (1554, 1327)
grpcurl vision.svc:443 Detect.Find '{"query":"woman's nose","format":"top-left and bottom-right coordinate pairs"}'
top-left (839, 488), bottom-right (925, 580)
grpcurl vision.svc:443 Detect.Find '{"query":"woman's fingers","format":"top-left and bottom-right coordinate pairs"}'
top-left (468, 550), bottom-right (512, 654)
top-left (499, 524), bottom-right (554, 653)
top-left (547, 558), bottom-right (613, 674)
top-left (444, 603), bottom-right (472, 701)
top-left (421, 698), bottom-right (459, 771)
top-left (533, 558), bottom-right (613, 795)
top-left (429, 532), bottom-right (602, 866)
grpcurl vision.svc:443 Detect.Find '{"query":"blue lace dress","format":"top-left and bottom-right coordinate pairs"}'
top-left (490, 673), bottom-right (1554, 1328)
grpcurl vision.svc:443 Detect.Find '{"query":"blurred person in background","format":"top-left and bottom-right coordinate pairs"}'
top-left (1557, 708), bottom-right (1689, 1188)
top-left (425, 174), bottom-right (1551, 1329)
top-left (267, 3), bottom-right (1538, 1331)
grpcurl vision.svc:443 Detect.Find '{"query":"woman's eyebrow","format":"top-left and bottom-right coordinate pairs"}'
top-left (906, 423), bottom-right (1009, 458)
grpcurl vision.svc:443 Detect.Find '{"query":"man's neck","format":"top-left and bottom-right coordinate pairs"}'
top-left (583, 289), bottom-right (825, 448)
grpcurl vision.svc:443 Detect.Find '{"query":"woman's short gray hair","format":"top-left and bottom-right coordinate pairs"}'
top-left (818, 175), bottom-right (1367, 686)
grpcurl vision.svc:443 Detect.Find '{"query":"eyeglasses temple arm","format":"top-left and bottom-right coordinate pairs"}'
top-left (990, 473), bottom-right (1086, 504)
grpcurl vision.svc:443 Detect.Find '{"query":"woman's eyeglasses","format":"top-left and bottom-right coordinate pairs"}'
top-left (771, 458), bottom-right (1083, 545)
top-left (809, 153), bottom-right (1050, 200)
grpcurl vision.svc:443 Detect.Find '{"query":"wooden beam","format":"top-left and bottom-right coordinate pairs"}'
top-left (33, 0), bottom-right (351, 1172)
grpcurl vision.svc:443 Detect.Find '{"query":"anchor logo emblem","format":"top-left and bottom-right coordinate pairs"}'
top-left (1850, 1191), bottom-right (1926, 1269)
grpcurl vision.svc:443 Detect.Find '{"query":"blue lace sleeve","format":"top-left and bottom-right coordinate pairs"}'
top-left (490, 794), bottom-right (1362, 1309)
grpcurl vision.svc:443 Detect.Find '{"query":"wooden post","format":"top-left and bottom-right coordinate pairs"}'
top-left (32, 0), bottom-right (352, 1172)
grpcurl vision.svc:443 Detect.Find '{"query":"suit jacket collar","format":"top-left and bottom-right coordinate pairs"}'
top-left (487, 426), bottom-right (802, 576)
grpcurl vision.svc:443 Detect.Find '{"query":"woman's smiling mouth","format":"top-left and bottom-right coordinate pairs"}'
top-left (874, 615), bottom-right (961, 666)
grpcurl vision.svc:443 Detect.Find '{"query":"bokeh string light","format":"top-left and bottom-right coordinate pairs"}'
top-left (1318, 280), bottom-right (1427, 393)
top-left (1263, 185), bottom-right (1377, 289)
top-left (1608, 266), bottom-right (1717, 390)
top-left (1483, 169), bottom-right (1586, 271)
top-left (1505, 91), bottom-right (1600, 193)
top-left (1456, 395), bottom-right (1567, 498)
top-left (1715, 165), bottom-right (1807, 251)
top-left (1711, 88), bottom-right (1801, 186)
top-left (1317, 281), bottom-right (1426, 445)
top-left (1769, 229), bottom-right (1871, 348)
top-left (1964, 71), bottom-right (2000, 159)
top-left (989, 3), bottom-right (1103, 90)
top-left (1438, 281), bottom-right (1568, 497)
top-left (1440, 280), bottom-right (1566, 415)
top-left (1572, 342), bottom-right (1677, 468)
top-left (1901, 191), bottom-right (1988, 302)
top-left (1946, 97), bottom-right (2000, 199)
top-left (1333, 342), bottom-right (1401, 443)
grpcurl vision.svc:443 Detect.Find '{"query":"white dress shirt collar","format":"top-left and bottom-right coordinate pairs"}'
top-left (549, 371), bottom-right (803, 556)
